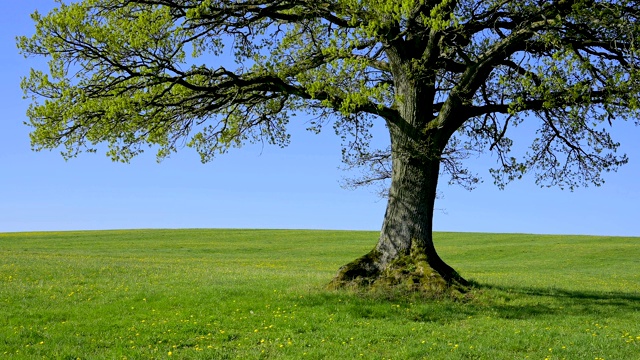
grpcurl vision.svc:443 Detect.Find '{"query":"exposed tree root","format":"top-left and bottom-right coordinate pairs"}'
top-left (329, 249), bottom-right (471, 299)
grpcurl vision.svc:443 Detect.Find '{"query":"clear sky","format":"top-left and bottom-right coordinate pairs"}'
top-left (1, 1), bottom-right (639, 236)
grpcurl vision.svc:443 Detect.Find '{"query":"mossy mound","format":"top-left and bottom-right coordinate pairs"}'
top-left (329, 249), bottom-right (470, 299)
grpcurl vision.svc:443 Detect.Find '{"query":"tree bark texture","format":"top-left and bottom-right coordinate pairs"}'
top-left (330, 74), bottom-right (469, 295)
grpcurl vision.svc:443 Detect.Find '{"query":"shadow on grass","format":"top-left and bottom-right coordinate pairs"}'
top-left (466, 282), bottom-right (640, 320)
top-left (479, 282), bottom-right (640, 302)
top-left (297, 282), bottom-right (640, 324)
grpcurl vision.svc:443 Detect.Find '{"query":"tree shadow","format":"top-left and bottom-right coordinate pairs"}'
top-left (468, 282), bottom-right (640, 320)
top-left (300, 282), bottom-right (640, 324)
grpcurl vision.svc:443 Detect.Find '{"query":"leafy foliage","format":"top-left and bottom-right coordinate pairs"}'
top-left (19, 0), bottom-right (640, 190)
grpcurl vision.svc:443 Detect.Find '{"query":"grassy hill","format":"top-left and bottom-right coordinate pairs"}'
top-left (1, 229), bottom-right (639, 359)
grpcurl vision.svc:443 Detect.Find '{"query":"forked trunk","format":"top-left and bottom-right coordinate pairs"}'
top-left (330, 74), bottom-right (468, 295)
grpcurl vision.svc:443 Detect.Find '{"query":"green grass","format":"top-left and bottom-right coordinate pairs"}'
top-left (1, 229), bottom-right (639, 359)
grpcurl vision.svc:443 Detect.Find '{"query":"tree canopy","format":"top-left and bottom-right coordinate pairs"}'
top-left (20, 0), bottom-right (640, 189)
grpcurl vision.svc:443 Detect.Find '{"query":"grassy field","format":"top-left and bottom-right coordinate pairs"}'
top-left (1, 229), bottom-right (639, 359)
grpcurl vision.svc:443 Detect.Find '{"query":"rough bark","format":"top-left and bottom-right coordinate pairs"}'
top-left (329, 148), bottom-right (469, 296)
top-left (330, 74), bottom-right (469, 296)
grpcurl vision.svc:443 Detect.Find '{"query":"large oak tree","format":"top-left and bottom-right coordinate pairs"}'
top-left (19, 0), bottom-right (640, 294)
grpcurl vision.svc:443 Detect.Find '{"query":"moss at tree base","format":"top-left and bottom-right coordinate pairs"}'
top-left (329, 249), bottom-right (470, 299)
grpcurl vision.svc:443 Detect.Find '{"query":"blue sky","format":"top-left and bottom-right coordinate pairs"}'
top-left (1, 1), bottom-right (639, 236)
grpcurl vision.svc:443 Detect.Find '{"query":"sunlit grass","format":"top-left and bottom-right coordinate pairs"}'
top-left (1, 229), bottom-right (639, 359)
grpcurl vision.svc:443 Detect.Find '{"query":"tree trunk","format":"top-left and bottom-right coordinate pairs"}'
top-left (330, 73), bottom-right (468, 296)
top-left (330, 142), bottom-right (468, 295)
